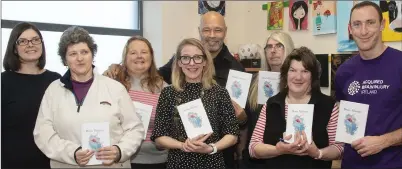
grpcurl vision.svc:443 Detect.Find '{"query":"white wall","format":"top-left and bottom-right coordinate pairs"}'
top-left (143, 1), bottom-right (402, 95)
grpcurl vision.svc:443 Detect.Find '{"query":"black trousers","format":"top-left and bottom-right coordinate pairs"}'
top-left (131, 163), bottom-right (166, 169)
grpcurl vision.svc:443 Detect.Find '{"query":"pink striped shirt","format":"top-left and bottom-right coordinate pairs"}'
top-left (128, 90), bottom-right (160, 142)
top-left (249, 103), bottom-right (344, 158)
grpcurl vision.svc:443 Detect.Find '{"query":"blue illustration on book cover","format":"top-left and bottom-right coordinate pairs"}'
top-left (344, 114), bottom-right (358, 135)
top-left (231, 80), bottom-right (242, 99)
top-left (263, 81), bottom-right (274, 97)
top-left (188, 112), bottom-right (202, 128)
top-left (88, 133), bottom-right (103, 151)
top-left (293, 115), bottom-right (305, 132)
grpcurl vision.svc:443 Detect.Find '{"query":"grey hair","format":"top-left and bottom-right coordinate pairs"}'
top-left (58, 26), bottom-right (98, 66)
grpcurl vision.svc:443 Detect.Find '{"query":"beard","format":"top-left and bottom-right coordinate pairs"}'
top-left (202, 38), bottom-right (224, 53)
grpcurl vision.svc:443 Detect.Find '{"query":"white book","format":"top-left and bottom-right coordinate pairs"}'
top-left (177, 99), bottom-right (213, 139)
top-left (81, 122), bottom-right (110, 165)
top-left (133, 101), bottom-right (153, 140)
top-left (335, 100), bottom-right (369, 144)
top-left (225, 69), bottom-right (253, 108)
top-left (257, 71), bottom-right (280, 104)
top-left (285, 104), bottom-right (314, 144)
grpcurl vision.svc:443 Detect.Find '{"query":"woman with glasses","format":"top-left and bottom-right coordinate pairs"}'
top-left (239, 31), bottom-right (295, 168)
top-left (150, 38), bottom-right (239, 169)
top-left (1, 22), bottom-right (61, 168)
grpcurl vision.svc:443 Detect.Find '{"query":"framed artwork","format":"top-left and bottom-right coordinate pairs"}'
top-left (198, 1), bottom-right (225, 16)
top-left (289, 0), bottom-right (309, 31)
top-left (315, 54), bottom-right (330, 87)
top-left (380, 1), bottom-right (402, 42)
top-left (267, 1), bottom-right (284, 30)
top-left (312, 0), bottom-right (336, 35)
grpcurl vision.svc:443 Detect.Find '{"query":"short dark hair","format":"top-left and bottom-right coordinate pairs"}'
top-left (3, 22), bottom-right (46, 71)
top-left (350, 1), bottom-right (383, 23)
top-left (279, 46), bottom-right (321, 94)
top-left (58, 26), bottom-right (97, 66)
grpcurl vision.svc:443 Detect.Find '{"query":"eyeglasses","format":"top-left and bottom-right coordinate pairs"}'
top-left (179, 55), bottom-right (205, 65)
top-left (16, 37), bottom-right (42, 46)
top-left (265, 43), bottom-right (284, 51)
top-left (350, 20), bottom-right (378, 30)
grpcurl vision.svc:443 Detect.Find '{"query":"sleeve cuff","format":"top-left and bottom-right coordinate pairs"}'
top-left (73, 146), bottom-right (82, 164)
top-left (113, 145), bottom-right (122, 163)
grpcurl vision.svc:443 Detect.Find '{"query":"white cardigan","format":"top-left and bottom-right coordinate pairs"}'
top-left (33, 72), bottom-right (144, 168)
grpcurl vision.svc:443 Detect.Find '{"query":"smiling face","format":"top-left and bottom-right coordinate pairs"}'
top-left (66, 42), bottom-right (93, 78)
top-left (15, 29), bottom-right (43, 63)
top-left (349, 5), bottom-right (384, 52)
top-left (125, 40), bottom-right (152, 76)
top-left (178, 45), bottom-right (206, 83)
top-left (199, 12), bottom-right (227, 53)
top-left (287, 60), bottom-right (312, 95)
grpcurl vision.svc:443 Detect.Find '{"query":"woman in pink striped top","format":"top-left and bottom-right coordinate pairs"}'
top-left (104, 36), bottom-right (168, 169)
top-left (248, 47), bottom-right (344, 168)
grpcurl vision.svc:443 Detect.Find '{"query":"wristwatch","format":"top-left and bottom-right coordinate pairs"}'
top-left (208, 143), bottom-right (217, 155)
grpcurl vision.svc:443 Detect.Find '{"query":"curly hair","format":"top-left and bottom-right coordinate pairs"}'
top-left (279, 46), bottom-right (321, 94)
top-left (58, 26), bottom-right (98, 66)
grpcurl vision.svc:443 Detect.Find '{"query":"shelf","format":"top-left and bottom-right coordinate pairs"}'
top-left (245, 68), bottom-right (260, 72)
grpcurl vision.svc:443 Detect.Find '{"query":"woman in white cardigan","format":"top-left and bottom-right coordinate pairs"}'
top-left (33, 26), bottom-right (144, 168)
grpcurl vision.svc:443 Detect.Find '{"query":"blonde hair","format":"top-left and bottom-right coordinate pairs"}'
top-left (248, 31), bottom-right (295, 111)
top-left (116, 36), bottom-right (164, 93)
top-left (171, 38), bottom-right (216, 91)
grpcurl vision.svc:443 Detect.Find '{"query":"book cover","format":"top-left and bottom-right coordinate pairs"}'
top-left (133, 101), bottom-right (153, 139)
top-left (258, 71), bottom-right (280, 104)
top-left (335, 100), bottom-right (369, 144)
top-left (225, 69), bottom-right (253, 108)
top-left (81, 122), bottom-right (110, 165)
top-left (285, 104), bottom-right (314, 144)
top-left (177, 99), bottom-right (213, 139)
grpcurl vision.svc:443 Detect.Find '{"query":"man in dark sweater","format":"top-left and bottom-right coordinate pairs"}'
top-left (158, 11), bottom-right (246, 169)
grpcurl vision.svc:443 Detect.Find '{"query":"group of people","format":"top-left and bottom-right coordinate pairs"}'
top-left (1, 1), bottom-right (401, 169)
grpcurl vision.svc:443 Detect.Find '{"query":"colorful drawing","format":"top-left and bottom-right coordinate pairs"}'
top-left (344, 114), bottom-right (358, 135)
top-left (337, 1), bottom-right (379, 52)
top-left (267, 1), bottom-right (284, 30)
top-left (380, 1), bottom-right (402, 41)
top-left (289, 0), bottom-right (309, 31)
top-left (312, 0), bottom-right (336, 35)
top-left (88, 133), bottom-right (103, 151)
top-left (198, 1), bottom-right (225, 16)
top-left (263, 81), bottom-right (274, 97)
top-left (188, 112), bottom-right (202, 128)
top-left (293, 115), bottom-right (306, 132)
top-left (231, 81), bottom-right (242, 99)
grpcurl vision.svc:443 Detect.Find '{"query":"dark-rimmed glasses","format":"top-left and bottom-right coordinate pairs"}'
top-left (179, 55), bottom-right (205, 65)
top-left (16, 37), bottom-right (42, 46)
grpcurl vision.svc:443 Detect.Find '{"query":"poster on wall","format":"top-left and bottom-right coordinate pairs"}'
top-left (315, 54), bottom-right (329, 87)
top-left (198, 1), bottom-right (225, 16)
top-left (330, 53), bottom-right (356, 99)
top-left (312, 1), bottom-right (336, 35)
top-left (267, 1), bottom-right (284, 30)
top-left (289, 0), bottom-right (309, 31)
top-left (380, 1), bottom-right (402, 42)
top-left (336, 1), bottom-right (379, 52)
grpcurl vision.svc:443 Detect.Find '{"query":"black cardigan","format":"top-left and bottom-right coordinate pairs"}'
top-left (261, 91), bottom-right (335, 169)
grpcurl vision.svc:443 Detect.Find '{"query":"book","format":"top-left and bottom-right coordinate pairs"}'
top-left (81, 122), bottom-right (110, 165)
top-left (225, 69), bottom-right (253, 108)
top-left (177, 99), bottom-right (213, 139)
top-left (285, 104), bottom-right (314, 144)
top-left (258, 71), bottom-right (280, 104)
top-left (335, 100), bottom-right (369, 144)
top-left (133, 101), bottom-right (153, 139)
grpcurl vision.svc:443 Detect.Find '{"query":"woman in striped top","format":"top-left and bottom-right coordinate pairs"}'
top-left (105, 36), bottom-right (168, 169)
top-left (248, 47), bottom-right (343, 168)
